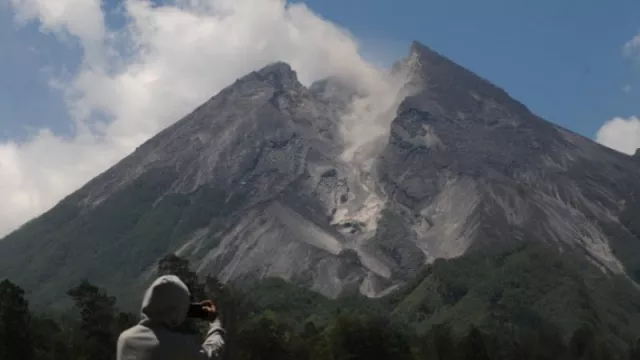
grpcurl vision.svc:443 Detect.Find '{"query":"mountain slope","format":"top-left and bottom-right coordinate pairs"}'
top-left (2, 41), bottom-right (640, 308)
top-left (0, 61), bottom-right (398, 305)
top-left (378, 42), bottom-right (640, 276)
top-left (387, 242), bottom-right (640, 352)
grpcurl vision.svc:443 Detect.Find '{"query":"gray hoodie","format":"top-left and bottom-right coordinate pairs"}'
top-left (116, 275), bottom-right (225, 360)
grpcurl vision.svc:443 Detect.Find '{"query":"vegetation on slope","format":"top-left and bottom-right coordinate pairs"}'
top-left (3, 243), bottom-right (640, 360)
top-left (0, 167), bottom-right (245, 308)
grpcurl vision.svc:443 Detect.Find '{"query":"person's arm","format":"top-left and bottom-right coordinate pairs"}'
top-left (179, 302), bottom-right (226, 359)
top-left (201, 318), bottom-right (225, 358)
top-left (177, 319), bottom-right (225, 360)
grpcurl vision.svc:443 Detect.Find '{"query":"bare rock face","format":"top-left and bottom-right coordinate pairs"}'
top-left (3, 41), bottom-right (640, 306)
top-left (379, 42), bottom-right (640, 276)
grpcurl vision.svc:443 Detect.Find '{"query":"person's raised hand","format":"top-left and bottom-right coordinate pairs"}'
top-left (199, 300), bottom-right (218, 322)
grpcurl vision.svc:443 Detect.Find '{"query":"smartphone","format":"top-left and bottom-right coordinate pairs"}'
top-left (187, 303), bottom-right (210, 319)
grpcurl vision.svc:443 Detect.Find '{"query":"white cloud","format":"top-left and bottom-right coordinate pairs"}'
top-left (595, 116), bottom-right (640, 155)
top-left (624, 33), bottom-right (640, 58)
top-left (10, 0), bottom-right (106, 61)
top-left (0, 0), bottom-right (405, 237)
top-left (594, 32), bottom-right (640, 156)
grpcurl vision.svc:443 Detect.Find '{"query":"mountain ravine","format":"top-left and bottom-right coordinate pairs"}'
top-left (2, 41), bottom-right (640, 307)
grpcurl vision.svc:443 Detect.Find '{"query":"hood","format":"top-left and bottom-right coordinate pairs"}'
top-left (140, 275), bottom-right (191, 327)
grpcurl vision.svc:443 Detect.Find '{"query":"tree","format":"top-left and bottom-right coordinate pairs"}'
top-left (235, 311), bottom-right (294, 360)
top-left (67, 280), bottom-right (123, 360)
top-left (568, 325), bottom-right (613, 360)
top-left (327, 313), bottom-right (412, 360)
top-left (0, 279), bottom-right (32, 360)
top-left (157, 254), bottom-right (206, 301)
top-left (30, 315), bottom-right (71, 360)
top-left (531, 321), bottom-right (566, 360)
top-left (629, 338), bottom-right (640, 360)
top-left (301, 321), bottom-right (319, 340)
top-left (462, 326), bottom-right (491, 360)
top-left (415, 323), bottom-right (458, 360)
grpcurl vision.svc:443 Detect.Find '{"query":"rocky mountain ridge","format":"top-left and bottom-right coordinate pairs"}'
top-left (2, 41), bottom-right (640, 306)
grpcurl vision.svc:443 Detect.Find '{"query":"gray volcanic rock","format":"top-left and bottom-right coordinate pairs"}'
top-left (379, 42), bottom-right (640, 275)
top-left (0, 57), bottom-right (400, 304)
top-left (3, 41), bottom-right (640, 307)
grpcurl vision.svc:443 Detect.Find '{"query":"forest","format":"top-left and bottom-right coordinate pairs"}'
top-left (2, 246), bottom-right (640, 360)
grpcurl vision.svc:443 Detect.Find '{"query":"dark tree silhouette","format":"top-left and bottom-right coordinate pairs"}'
top-left (67, 280), bottom-right (129, 360)
top-left (157, 254), bottom-right (207, 301)
top-left (0, 279), bottom-right (32, 360)
top-left (462, 326), bottom-right (491, 360)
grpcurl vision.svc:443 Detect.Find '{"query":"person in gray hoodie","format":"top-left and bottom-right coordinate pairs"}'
top-left (116, 275), bottom-right (225, 360)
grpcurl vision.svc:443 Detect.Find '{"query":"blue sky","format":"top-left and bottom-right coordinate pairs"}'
top-left (1, 0), bottom-right (639, 141)
top-left (299, 0), bottom-right (640, 139)
top-left (0, 9), bottom-right (70, 139)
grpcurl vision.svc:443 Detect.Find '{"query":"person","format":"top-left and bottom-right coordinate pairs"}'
top-left (117, 275), bottom-right (225, 360)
